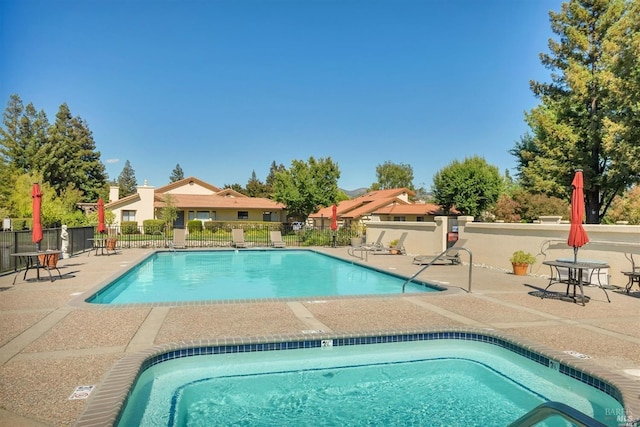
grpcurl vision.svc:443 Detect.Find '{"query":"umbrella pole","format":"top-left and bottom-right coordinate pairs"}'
top-left (573, 247), bottom-right (578, 263)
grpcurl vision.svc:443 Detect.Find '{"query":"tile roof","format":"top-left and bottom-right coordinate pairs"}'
top-left (105, 193), bottom-right (140, 209)
top-left (373, 203), bottom-right (448, 215)
top-left (309, 188), bottom-right (415, 220)
top-left (155, 176), bottom-right (222, 194)
top-left (154, 193), bottom-right (285, 210)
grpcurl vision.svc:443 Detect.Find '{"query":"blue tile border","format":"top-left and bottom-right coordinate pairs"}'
top-left (75, 328), bottom-right (638, 427)
top-left (78, 249), bottom-right (446, 307)
top-left (139, 331), bottom-right (619, 405)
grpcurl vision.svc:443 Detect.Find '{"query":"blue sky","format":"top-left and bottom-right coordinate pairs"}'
top-left (1, 0), bottom-right (562, 192)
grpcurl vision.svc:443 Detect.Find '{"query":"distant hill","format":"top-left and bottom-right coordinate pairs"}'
top-left (342, 188), bottom-right (368, 198)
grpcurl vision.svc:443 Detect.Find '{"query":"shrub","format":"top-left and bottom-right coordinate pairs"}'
top-left (121, 221), bottom-right (139, 235)
top-left (143, 219), bottom-right (165, 234)
top-left (188, 220), bottom-right (203, 233)
top-left (204, 221), bottom-right (225, 232)
top-left (13, 219), bottom-right (27, 230)
top-left (512, 191), bottom-right (569, 222)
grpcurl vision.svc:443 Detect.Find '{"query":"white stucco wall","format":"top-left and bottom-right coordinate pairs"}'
top-left (136, 184), bottom-right (155, 224)
top-left (166, 181), bottom-right (216, 195)
top-left (365, 217), bottom-right (640, 286)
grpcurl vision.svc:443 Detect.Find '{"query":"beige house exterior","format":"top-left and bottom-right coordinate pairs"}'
top-left (372, 202), bottom-right (453, 222)
top-left (309, 188), bottom-right (417, 230)
top-left (106, 176), bottom-right (286, 230)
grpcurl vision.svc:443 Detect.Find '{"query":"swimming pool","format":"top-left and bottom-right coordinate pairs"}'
top-left (86, 250), bottom-right (440, 304)
top-left (81, 331), bottom-right (627, 427)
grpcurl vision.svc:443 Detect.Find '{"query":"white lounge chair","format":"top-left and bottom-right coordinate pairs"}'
top-left (270, 230), bottom-right (286, 248)
top-left (232, 229), bottom-right (247, 248)
top-left (348, 231), bottom-right (386, 257)
top-left (413, 239), bottom-right (468, 265)
top-left (372, 232), bottom-right (408, 255)
top-left (172, 228), bottom-right (186, 249)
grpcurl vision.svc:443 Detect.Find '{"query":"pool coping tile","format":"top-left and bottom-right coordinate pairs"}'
top-left (74, 327), bottom-right (640, 427)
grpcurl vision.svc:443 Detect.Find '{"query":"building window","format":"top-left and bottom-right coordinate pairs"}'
top-left (262, 211), bottom-right (272, 222)
top-left (188, 211), bottom-right (211, 221)
top-left (238, 211), bottom-right (249, 220)
top-left (393, 216), bottom-right (406, 222)
top-left (122, 210), bottom-right (136, 222)
top-left (417, 217), bottom-right (425, 222)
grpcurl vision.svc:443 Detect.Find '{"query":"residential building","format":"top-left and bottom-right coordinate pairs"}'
top-left (308, 188), bottom-right (415, 230)
top-left (106, 177), bottom-right (286, 230)
top-left (372, 202), bottom-right (452, 222)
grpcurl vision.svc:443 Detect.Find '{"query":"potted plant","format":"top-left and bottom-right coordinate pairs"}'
top-left (510, 250), bottom-right (536, 275)
top-left (389, 239), bottom-right (400, 255)
top-left (350, 222), bottom-right (365, 246)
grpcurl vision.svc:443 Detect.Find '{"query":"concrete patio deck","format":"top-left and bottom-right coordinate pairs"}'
top-left (0, 247), bottom-right (638, 426)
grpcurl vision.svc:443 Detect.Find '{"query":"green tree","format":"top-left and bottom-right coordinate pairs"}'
top-left (19, 102), bottom-right (49, 176)
top-left (37, 103), bottom-right (106, 201)
top-left (170, 164), bottom-right (184, 182)
top-left (432, 156), bottom-right (503, 217)
top-left (265, 160), bottom-right (286, 193)
top-left (118, 160), bottom-right (137, 197)
top-left (605, 185), bottom-right (640, 224)
top-left (159, 193), bottom-right (178, 229)
top-left (9, 173), bottom-right (86, 227)
top-left (39, 103), bottom-right (76, 195)
top-left (492, 194), bottom-right (522, 223)
top-left (245, 170), bottom-right (268, 197)
top-left (69, 115), bottom-right (107, 201)
top-left (223, 183), bottom-right (246, 194)
top-left (513, 0), bottom-right (640, 223)
top-left (0, 94), bottom-right (26, 172)
top-left (273, 156), bottom-right (340, 219)
top-left (512, 190), bottom-right (570, 222)
top-left (370, 161), bottom-right (415, 191)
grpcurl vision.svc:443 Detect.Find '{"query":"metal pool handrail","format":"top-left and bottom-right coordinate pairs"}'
top-left (402, 247), bottom-right (472, 293)
top-left (507, 401), bottom-right (608, 427)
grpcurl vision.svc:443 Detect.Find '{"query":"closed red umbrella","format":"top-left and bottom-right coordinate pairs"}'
top-left (567, 170), bottom-right (589, 262)
top-left (331, 204), bottom-right (338, 231)
top-left (31, 183), bottom-right (43, 251)
top-left (97, 198), bottom-right (107, 234)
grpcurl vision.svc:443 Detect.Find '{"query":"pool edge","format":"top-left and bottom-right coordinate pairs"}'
top-left (69, 248), bottom-right (453, 309)
top-left (74, 327), bottom-right (640, 427)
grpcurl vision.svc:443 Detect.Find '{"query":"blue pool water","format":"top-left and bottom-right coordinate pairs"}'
top-left (87, 250), bottom-right (438, 304)
top-left (117, 338), bottom-right (623, 426)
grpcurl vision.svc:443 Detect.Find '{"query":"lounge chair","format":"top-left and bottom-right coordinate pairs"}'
top-left (269, 230), bottom-right (286, 248)
top-left (372, 232), bottom-right (408, 255)
top-left (172, 228), bottom-right (186, 249)
top-left (413, 238), bottom-right (468, 265)
top-left (232, 229), bottom-right (247, 248)
top-left (347, 231), bottom-right (386, 257)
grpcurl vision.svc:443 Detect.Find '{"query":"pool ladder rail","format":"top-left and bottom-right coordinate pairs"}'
top-left (507, 401), bottom-right (609, 427)
top-left (402, 247), bottom-right (473, 293)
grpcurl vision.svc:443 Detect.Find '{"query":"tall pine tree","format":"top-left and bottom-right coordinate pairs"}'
top-left (513, 0), bottom-right (640, 223)
top-left (118, 160), bottom-right (138, 197)
top-left (169, 164), bottom-right (184, 183)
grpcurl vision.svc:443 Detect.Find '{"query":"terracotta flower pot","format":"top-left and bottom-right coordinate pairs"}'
top-left (38, 252), bottom-right (60, 268)
top-left (512, 263), bottom-right (529, 276)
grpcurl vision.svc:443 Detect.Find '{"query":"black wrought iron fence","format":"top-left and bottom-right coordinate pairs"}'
top-left (0, 224), bottom-right (357, 275)
top-left (0, 226), bottom-right (95, 275)
top-left (108, 223), bottom-right (356, 249)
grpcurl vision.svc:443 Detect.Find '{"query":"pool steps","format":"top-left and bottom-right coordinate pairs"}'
top-left (508, 401), bottom-right (607, 427)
